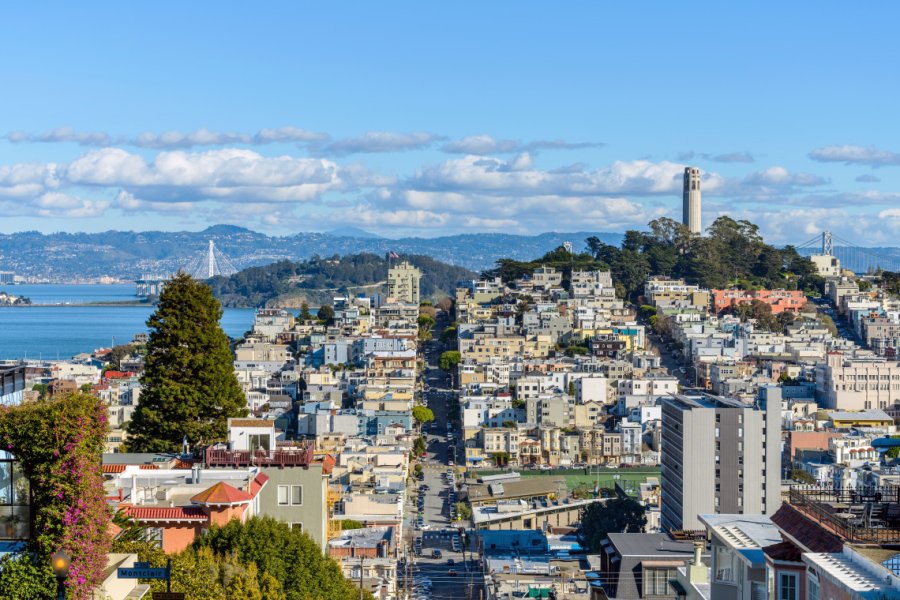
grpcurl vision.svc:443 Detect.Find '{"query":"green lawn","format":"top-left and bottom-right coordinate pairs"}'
top-left (474, 467), bottom-right (660, 492)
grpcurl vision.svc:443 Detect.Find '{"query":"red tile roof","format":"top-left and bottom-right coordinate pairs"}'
top-left (248, 473), bottom-right (269, 497)
top-left (320, 454), bottom-right (336, 475)
top-left (122, 505), bottom-right (208, 522)
top-left (104, 370), bottom-right (136, 380)
top-left (191, 481), bottom-right (253, 505)
top-left (228, 419), bottom-right (275, 428)
top-left (771, 504), bottom-right (843, 553)
top-left (102, 464), bottom-right (159, 474)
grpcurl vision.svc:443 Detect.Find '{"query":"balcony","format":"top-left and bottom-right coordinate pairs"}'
top-left (204, 443), bottom-right (315, 469)
top-left (788, 485), bottom-right (900, 544)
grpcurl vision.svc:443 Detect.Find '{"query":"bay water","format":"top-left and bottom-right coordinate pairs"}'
top-left (0, 284), bottom-right (257, 360)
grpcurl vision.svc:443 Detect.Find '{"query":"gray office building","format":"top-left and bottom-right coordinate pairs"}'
top-left (660, 389), bottom-right (781, 531)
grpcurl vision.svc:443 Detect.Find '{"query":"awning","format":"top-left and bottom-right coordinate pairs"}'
top-left (641, 560), bottom-right (687, 568)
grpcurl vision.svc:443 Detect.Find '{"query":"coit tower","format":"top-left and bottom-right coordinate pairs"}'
top-left (682, 166), bottom-right (702, 234)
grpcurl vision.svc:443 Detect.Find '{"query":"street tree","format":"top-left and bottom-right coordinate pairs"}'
top-left (412, 406), bottom-right (435, 426)
top-left (439, 350), bottom-right (461, 372)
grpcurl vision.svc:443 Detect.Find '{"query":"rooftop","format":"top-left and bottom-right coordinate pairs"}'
top-left (785, 486), bottom-right (900, 545)
top-left (698, 514), bottom-right (781, 550)
top-left (467, 476), bottom-right (566, 503)
top-left (190, 481), bottom-right (255, 506)
top-left (328, 526), bottom-right (392, 549)
top-left (802, 552), bottom-right (894, 593)
top-left (606, 533), bottom-right (697, 558)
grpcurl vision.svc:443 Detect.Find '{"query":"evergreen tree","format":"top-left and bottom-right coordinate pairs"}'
top-left (127, 272), bottom-right (247, 452)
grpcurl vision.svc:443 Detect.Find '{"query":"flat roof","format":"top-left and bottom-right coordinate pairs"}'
top-left (468, 476), bottom-right (565, 502)
top-left (607, 533), bottom-right (697, 558)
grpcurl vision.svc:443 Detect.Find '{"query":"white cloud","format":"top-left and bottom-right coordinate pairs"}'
top-left (33, 192), bottom-right (109, 218)
top-left (252, 127), bottom-right (328, 144)
top-left (67, 148), bottom-right (343, 202)
top-left (132, 127), bottom-right (329, 149)
top-left (5, 126), bottom-right (329, 150)
top-left (808, 144), bottom-right (900, 167)
top-left (442, 135), bottom-right (603, 155)
top-left (5, 127), bottom-right (112, 146)
top-left (705, 151), bottom-right (755, 163)
top-left (742, 166), bottom-right (826, 186)
top-left (114, 190), bottom-right (194, 213)
top-left (411, 155), bottom-right (715, 197)
top-left (316, 132), bottom-right (445, 156)
top-left (856, 174), bottom-right (881, 183)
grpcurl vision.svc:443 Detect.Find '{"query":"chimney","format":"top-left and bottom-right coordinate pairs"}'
top-left (693, 539), bottom-right (703, 566)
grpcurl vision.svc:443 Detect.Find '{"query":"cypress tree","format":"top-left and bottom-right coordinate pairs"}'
top-left (127, 272), bottom-right (247, 452)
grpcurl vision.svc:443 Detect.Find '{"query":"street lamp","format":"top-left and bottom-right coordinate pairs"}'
top-left (51, 550), bottom-right (70, 600)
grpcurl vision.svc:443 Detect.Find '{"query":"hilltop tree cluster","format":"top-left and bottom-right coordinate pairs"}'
top-left (487, 217), bottom-right (822, 301)
top-left (207, 253), bottom-right (474, 307)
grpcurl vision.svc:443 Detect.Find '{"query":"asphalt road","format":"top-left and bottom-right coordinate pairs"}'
top-left (402, 320), bottom-right (482, 599)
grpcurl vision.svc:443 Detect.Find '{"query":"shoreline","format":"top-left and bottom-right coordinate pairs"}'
top-left (0, 301), bottom-right (153, 308)
top-left (0, 301), bottom-right (261, 309)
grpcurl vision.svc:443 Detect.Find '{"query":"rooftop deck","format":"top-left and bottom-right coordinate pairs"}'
top-left (204, 443), bottom-right (315, 468)
top-left (788, 485), bottom-right (900, 544)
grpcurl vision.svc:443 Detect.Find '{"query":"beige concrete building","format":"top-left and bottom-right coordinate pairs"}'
top-left (387, 260), bottom-right (421, 304)
top-left (815, 351), bottom-right (900, 410)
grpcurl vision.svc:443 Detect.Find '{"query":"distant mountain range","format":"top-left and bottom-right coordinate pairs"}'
top-left (0, 226), bottom-right (624, 280)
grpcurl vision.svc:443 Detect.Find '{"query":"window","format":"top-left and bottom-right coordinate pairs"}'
top-left (778, 572), bottom-right (798, 600)
top-left (277, 485), bottom-right (289, 505)
top-left (291, 485), bottom-right (303, 505)
top-left (715, 546), bottom-right (736, 583)
top-left (807, 572), bottom-right (819, 600)
top-left (248, 434), bottom-right (271, 452)
top-left (290, 522), bottom-right (303, 531)
top-left (147, 527), bottom-right (163, 548)
top-left (644, 567), bottom-right (676, 596)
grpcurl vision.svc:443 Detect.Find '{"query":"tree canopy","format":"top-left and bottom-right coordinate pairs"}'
top-left (113, 517), bottom-right (367, 600)
top-left (207, 253), bottom-right (475, 307)
top-left (127, 273), bottom-right (247, 452)
top-left (439, 350), bottom-right (461, 372)
top-left (412, 406), bottom-right (435, 425)
top-left (195, 517), bottom-right (367, 600)
top-left (487, 217), bottom-right (823, 301)
top-left (580, 497), bottom-right (647, 552)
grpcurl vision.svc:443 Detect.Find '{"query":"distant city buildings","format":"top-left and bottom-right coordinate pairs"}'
top-left (683, 166), bottom-right (702, 235)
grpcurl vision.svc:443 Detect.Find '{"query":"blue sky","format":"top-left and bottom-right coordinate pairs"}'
top-left (2, 2), bottom-right (900, 244)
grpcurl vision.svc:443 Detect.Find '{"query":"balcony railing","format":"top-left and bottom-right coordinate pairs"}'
top-left (205, 444), bottom-right (315, 468)
top-left (788, 485), bottom-right (900, 544)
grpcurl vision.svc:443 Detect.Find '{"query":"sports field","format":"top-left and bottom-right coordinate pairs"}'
top-left (476, 467), bottom-right (660, 492)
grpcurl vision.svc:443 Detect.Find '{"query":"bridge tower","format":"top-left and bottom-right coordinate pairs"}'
top-left (183, 239), bottom-right (238, 280)
top-left (207, 240), bottom-right (216, 279)
top-left (822, 231), bottom-right (833, 256)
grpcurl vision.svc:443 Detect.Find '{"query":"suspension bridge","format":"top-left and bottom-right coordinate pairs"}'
top-left (135, 240), bottom-right (239, 297)
top-left (795, 231), bottom-right (900, 274)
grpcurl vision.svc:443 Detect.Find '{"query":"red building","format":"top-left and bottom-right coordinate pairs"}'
top-left (711, 289), bottom-right (807, 314)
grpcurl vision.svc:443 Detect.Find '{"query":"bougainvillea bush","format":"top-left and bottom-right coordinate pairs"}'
top-left (0, 393), bottom-right (110, 599)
